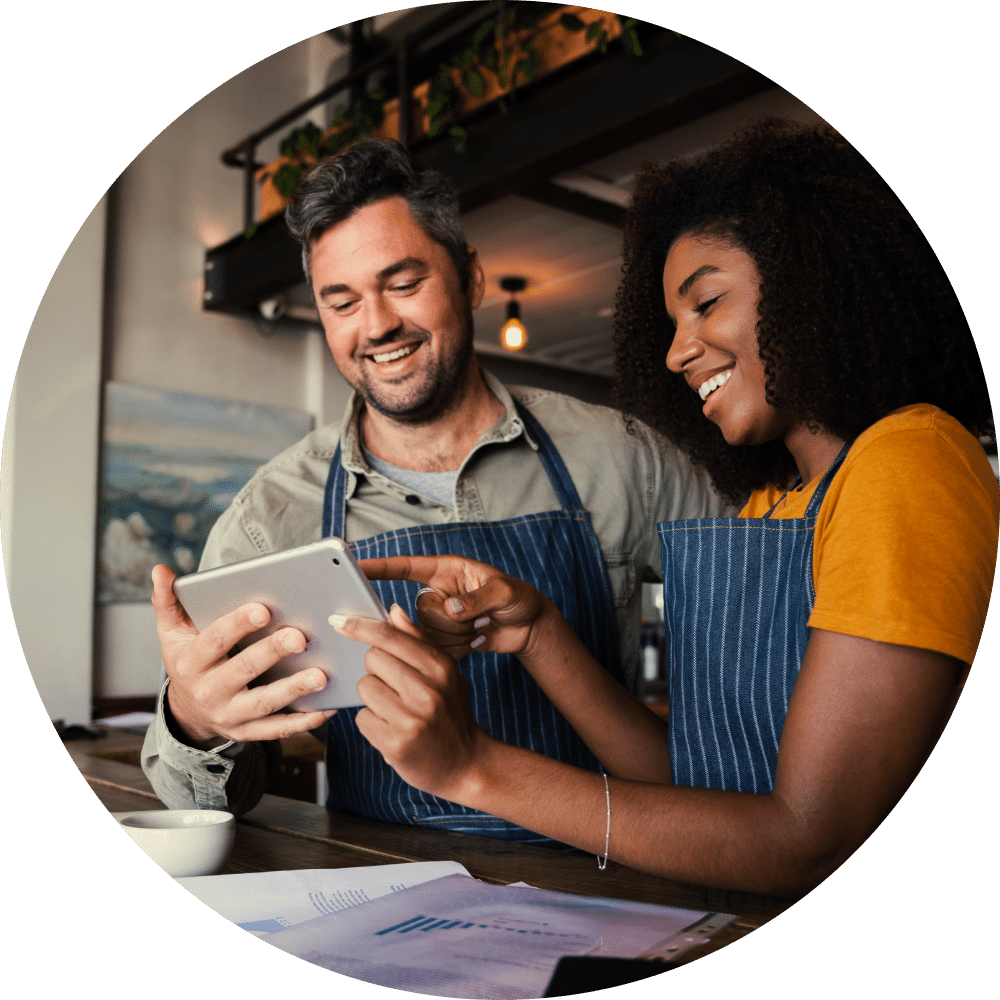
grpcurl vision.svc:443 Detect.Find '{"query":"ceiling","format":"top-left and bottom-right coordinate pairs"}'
top-left (467, 85), bottom-right (825, 375)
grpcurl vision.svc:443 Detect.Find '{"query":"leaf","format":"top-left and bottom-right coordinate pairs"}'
top-left (244, 222), bottom-right (258, 240)
top-left (559, 13), bottom-right (586, 32)
top-left (464, 68), bottom-right (484, 98)
top-left (525, 46), bottom-right (541, 80)
top-left (472, 18), bottom-right (494, 49)
top-left (586, 22), bottom-right (601, 42)
top-left (273, 163), bottom-right (304, 198)
top-left (624, 27), bottom-right (643, 58)
top-left (498, 96), bottom-right (509, 115)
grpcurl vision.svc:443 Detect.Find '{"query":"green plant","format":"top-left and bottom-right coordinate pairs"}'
top-left (425, 7), bottom-right (645, 154)
top-left (260, 89), bottom-right (386, 198)
top-left (260, 7), bottom-right (649, 198)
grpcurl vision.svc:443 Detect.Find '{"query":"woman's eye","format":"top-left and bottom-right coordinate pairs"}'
top-left (695, 295), bottom-right (720, 315)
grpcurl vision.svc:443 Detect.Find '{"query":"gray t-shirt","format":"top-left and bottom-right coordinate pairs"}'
top-left (361, 447), bottom-right (457, 508)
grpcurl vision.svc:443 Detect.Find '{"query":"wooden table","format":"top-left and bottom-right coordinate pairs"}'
top-left (68, 729), bottom-right (792, 972)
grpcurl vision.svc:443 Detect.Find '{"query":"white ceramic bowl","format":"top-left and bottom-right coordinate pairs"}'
top-left (115, 809), bottom-right (235, 877)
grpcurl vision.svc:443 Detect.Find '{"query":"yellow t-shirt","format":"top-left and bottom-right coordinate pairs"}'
top-left (740, 404), bottom-right (1000, 665)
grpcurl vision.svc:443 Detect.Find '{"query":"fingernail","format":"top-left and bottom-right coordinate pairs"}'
top-left (447, 598), bottom-right (465, 614)
top-left (391, 603), bottom-right (413, 623)
top-left (328, 614), bottom-right (348, 629)
top-left (471, 635), bottom-right (486, 649)
top-left (248, 605), bottom-right (267, 626)
top-left (473, 616), bottom-right (490, 630)
top-left (305, 671), bottom-right (326, 691)
top-left (323, 709), bottom-right (337, 718)
top-left (282, 629), bottom-right (305, 652)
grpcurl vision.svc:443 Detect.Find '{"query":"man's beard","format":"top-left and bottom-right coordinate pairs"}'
top-left (354, 305), bottom-right (476, 425)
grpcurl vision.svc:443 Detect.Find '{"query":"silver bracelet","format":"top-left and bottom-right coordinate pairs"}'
top-left (597, 772), bottom-right (610, 870)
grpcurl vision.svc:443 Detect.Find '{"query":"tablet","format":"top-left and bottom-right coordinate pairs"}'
top-left (172, 537), bottom-right (389, 711)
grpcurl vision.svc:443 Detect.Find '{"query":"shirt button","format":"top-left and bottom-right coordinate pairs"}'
top-left (206, 763), bottom-right (225, 773)
top-left (405, 494), bottom-right (421, 505)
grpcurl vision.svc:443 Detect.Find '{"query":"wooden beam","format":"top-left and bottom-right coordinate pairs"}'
top-left (516, 180), bottom-right (625, 228)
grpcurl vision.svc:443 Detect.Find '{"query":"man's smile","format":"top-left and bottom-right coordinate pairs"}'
top-left (370, 342), bottom-right (420, 364)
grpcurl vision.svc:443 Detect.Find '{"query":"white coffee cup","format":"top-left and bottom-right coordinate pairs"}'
top-left (115, 809), bottom-right (235, 877)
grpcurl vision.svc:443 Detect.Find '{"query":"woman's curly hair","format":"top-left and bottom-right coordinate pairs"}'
top-left (612, 118), bottom-right (993, 505)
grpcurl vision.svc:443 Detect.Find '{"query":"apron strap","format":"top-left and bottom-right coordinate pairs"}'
top-left (322, 443), bottom-right (348, 538)
top-left (803, 440), bottom-right (853, 517)
top-left (764, 439), bottom-right (853, 520)
top-left (513, 401), bottom-right (585, 513)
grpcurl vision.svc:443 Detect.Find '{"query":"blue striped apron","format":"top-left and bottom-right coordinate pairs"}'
top-left (657, 443), bottom-right (850, 793)
top-left (322, 402), bottom-right (622, 844)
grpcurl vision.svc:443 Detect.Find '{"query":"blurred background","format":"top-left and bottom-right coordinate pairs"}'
top-left (1, 3), bottom-right (847, 732)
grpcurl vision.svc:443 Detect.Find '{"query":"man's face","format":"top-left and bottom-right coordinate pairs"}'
top-left (309, 196), bottom-right (484, 423)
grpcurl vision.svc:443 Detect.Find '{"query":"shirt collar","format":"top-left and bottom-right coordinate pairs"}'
top-left (336, 366), bottom-right (538, 478)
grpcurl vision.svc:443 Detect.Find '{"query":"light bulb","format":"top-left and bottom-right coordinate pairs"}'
top-left (500, 316), bottom-right (527, 350)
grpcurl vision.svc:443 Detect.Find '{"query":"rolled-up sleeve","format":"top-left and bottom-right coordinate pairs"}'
top-left (141, 680), bottom-right (280, 817)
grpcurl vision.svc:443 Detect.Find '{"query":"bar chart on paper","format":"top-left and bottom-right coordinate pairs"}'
top-left (375, 913), bottom-right (586, 941)
top-left (265, 874), bottom-right (728, 999)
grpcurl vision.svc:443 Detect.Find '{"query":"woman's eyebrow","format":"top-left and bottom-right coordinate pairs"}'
top-left (677, 264), bottom-right (721, 298)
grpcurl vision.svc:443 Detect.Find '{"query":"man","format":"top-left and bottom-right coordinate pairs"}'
top-left (142, 140), bottom-right (727, 843)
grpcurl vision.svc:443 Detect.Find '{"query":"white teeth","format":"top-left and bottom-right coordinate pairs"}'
top-left (698, 369), bottom-right (732, 401)
top-left (372, 344), bottom-right (417, 363)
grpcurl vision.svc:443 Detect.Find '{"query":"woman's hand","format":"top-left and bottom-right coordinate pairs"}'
top-left (333, 605), bottom-right (495, 803)
top-left (360, 554), bottom-right (556, 660)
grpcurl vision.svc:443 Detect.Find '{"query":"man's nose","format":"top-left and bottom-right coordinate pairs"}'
top-left (363, 295), bottom-right (404, 342)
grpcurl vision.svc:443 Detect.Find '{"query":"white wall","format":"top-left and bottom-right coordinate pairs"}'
top-left (97, 31), bottom-right (356, 702)
top-left (6, 31), bottom-right (357, 715)
top-left (2, 198), bottom-right (107, 726)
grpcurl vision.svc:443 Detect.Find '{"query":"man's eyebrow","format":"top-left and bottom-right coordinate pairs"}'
top-left (379, 256), bottom-right (427, 281)
top-left (677, 264), bottom-right (721, 298)
top-left (317, 257), bottom-right (428, 300)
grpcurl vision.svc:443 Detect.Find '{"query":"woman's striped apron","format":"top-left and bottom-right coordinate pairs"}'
top-left (657, 443), bottom-right (850, 792)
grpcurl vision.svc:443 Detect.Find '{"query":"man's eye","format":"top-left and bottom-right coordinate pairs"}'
top-left (391, 278), bottom-right (423, 293)
top-left (695, 295), bottom-right (720, 315)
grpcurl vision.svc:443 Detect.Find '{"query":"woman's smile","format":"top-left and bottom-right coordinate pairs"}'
top-left (697, 368), bottom-right (733, 402)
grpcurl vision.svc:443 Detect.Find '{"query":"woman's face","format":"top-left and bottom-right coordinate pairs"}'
top-left (664, 233), bottom-right (795, 447)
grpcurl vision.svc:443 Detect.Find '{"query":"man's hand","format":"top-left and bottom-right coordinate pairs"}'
top-left (151, 564), bottom-right (335, 749)
top-left (359, 554), bottom-right (556, 660)
top-left (333, 606), bottom-right (495, 803)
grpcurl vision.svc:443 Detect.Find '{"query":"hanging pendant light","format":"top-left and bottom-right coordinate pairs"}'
top-left (499, 276), bottom-right (528, 351)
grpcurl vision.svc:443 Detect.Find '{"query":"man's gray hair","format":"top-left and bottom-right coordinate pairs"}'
top-left (285, 139), bottom-right (471, 291)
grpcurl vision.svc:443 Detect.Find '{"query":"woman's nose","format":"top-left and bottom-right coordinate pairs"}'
top-left (665, 323), bottom-right (701, 374)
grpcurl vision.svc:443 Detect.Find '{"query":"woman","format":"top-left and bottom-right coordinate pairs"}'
top-left (332, 120), bottom-right (998, 898)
